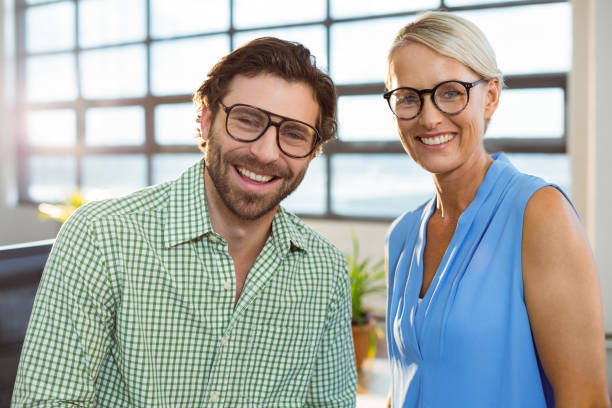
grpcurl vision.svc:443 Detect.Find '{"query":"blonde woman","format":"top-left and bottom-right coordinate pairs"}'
top-left (384, 12), bottom-right (609, 407)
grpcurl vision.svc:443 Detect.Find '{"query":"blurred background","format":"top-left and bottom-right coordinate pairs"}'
top-left (0, 0), bottom-right (611, 403)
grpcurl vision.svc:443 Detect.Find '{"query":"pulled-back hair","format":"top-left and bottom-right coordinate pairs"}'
top-left (193, 37), bottom-right (337, 154)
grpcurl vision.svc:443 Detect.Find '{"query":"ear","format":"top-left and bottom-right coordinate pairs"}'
top-left (199, 105), bottom-right (213, 141)
top-left (484, 79), bottom-right (501, 121)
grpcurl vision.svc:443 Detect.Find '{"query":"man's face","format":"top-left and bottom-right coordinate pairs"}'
top-left (201, 73), bottom-right (319, 221)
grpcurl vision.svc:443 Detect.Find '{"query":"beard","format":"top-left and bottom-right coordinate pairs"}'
top-left (204, 130), bottom-right (308, 221)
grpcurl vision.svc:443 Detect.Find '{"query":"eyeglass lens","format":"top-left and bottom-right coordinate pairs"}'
top-left (389, 81), bottom-right (470, 119)
top-left (226, 105), bottom-right (317, 157)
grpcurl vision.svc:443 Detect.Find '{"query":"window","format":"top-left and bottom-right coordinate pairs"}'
top-left (14, 0), bottom-right (571, 220)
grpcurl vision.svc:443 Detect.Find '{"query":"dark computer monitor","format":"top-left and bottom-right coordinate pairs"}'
top-left (0, 240), bottom-right (53, 408)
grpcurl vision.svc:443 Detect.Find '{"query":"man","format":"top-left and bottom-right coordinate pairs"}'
top-left (12, 37), bottom-right (356, 407)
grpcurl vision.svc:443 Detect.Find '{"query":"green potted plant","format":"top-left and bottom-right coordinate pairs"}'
top-left (346, 230), bottom-right (386, 372)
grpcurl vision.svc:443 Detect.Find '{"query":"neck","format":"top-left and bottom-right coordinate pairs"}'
top-left (432, 150), bottom-right (493, 220)
top-left (203, 169), bottom-right (275, 255)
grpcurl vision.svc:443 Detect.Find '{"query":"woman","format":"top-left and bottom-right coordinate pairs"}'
top-left (384, 12), bottom-right (609, 408)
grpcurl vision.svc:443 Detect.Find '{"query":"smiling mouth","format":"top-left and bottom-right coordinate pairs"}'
top-left (418, 133), bottom-right (456, 146)
top-left (236, 166), bottom-right (277, 184)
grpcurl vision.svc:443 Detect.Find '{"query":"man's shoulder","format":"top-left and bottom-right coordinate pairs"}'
top-left (66, 181), bottom-right (173, 230)
top-left (280, 209), bottom-right (346, 265)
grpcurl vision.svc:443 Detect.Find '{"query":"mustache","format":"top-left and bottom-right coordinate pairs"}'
top-left (226, 151), bottom-right (293, 179)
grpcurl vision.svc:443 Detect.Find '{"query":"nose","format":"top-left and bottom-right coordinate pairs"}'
top-left (248, 124), bottom-right (281, 163)
top-left (418, 94), bottom-right (443, 129)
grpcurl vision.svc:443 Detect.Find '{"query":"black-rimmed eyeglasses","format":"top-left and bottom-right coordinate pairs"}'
top-left (218, 102), bottom-right (320, 159)
top-left (383, 79), bottom-right (487, 120)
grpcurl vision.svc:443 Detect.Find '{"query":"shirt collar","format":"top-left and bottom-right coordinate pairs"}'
top-left (164, 159), bottom-right (212, 248)
top-left (164, 158), bottom-right (308, 255)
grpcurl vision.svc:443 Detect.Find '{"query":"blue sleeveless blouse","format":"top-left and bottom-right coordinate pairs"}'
top-left (386, 153), bottom-right (565, 407)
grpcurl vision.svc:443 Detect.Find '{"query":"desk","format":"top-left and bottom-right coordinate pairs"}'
top-left (356, 358), bottom-right (390, 407)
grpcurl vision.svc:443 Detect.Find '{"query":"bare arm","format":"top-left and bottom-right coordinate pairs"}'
top-left (523, 186), bottom-right (610, 408)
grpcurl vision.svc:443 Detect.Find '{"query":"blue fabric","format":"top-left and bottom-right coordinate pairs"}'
top-left (386, 153), bottom-right (566, 408)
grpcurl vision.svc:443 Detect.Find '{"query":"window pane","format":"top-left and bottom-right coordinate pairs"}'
top-left (234, 0), bottom-right (325, 29)
top-left (82, 155), bottom-right (147, 199)
top-left (80, 45), bottom-right (147, 99)
top-left (152, 154), bottom-right (202, 184)
top-left (338, 95), bottom-right (397, 141)
top-left (447, 0), bottom-right (523, 5)
top-left (331, 0), bottom-right (438, 19)
top-left (332, 154), bottom-right (433, 217)
top-left (331, 16), bottom-right (412, 84)
top-left (79, 0), bottom-right (146, 47)
top-left (26, 53), bottom-right (77, 102)
top-left (28, 155), bottom-right (76, 202)
top-left (155, 103), bottom-right (198, 145)
top-left (150, 0), bottom-right (229, 38)
top-left (27, 109), bottom-right (76, 147)
top-left (457, 4), bottom-right (571, 75)
top-left (487, 88), bottom-right (564, 139)
top-left (282, 155), bottom-right (325, 214)
top-left (25, 0), bottom-right (58, 4)
top-left (26, 2), bottom-right (75, 52)
top-left (151, 36), bottom-right (229, 96)
top-left (85, 106), bottom-right (145, 146)
top-left (234, 25), bottom-right (327, 72)
top-left (506, 153), bottom-right (571, 196)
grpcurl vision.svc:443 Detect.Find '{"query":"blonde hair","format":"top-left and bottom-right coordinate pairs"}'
top-left (387, 11), bottom-right (504, 90)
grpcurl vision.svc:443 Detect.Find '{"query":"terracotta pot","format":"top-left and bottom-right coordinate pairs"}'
top-left (352, 320), bottom-right (376, 372)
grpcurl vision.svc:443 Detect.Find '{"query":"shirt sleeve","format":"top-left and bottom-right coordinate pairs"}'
top-left (12, 206), bottom-right (115, 407)
top-left (305, 255), bottom-right (357, 407)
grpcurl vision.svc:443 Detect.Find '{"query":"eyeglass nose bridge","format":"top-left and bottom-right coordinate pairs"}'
top-left (416, 88), bottom-right (439, 117)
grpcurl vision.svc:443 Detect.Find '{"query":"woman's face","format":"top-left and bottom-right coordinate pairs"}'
top-left (387, 42), bottom-right (500, 176)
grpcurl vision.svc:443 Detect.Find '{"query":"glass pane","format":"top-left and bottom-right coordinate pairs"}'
top-left (506, 154), bottom-right (571, 196)
top-left (150, 0), bottom-right (229, 38)
top-left (487, 88), bottom-right (564, 139)
top-left (152, 153), bottom-right (203, 184)
top-left (28, 155), bottom-right (76, 202)
top-left (27, 109), bottom-right (76, 147)
top-left (26, 2), bottom-right (75, 52)
top-left (331, 0), bottom-right (438, 19)
top-left (234, 25), bottom-right (327, 72)
top-left (151, 36), bottom-right (229, 96)
top-left (331, 16), bottom-right (413, 84)
top-left (80, 45), bottom-right (147, 99)
top-left (85, 106), bottom-right (145, 146)
top-left (155, 103), bottom-right (199, 145)
top-left (26, 53), bottom-right (77, 102)
top-left (79, 0), bottom-right (146, 47)
top-left (332, 154), bottom-right (433, 217)
top-left (82, 155), bottom-right (147, 199)
top-left (234, 0), bottom-right (325, 29)
top-left (25, 0), bottom-right (58, 4)
top-left (338, 95), bottom-right (397, 141)
top-left (457, 4), bottom-right (571, 75)
top-left (282, 155), bottom-right (325, 214)
top-left (447, 0), bottom-right (523, 5)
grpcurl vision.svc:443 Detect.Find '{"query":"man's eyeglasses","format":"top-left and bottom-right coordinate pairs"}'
top-left (383, 79), bottom-right (487, 120)
top-left (218, 102), bottom-right (320, 158)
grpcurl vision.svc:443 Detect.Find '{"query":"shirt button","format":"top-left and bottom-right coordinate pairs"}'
top-left (223, 280), bottom-right (232, 290)
top-left (210, 391), bottom-right (220, 402)
top-left (221, 335), bottom-right (229, 346)
top-left (209, 234), bottom-right (219, 243)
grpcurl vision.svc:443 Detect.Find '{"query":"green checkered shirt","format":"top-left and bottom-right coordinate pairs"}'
top-left (12, 159), bottom-right (356, 407)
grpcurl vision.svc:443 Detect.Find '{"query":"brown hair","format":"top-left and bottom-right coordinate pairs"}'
top-left (193, 37), bottom-right (337, 154)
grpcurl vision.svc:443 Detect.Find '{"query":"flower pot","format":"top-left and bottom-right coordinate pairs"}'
top-left (352, 320), bottom-right (376, 372)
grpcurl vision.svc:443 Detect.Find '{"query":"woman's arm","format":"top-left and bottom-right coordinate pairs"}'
top-left (523, 186), bottom-right (610, 408)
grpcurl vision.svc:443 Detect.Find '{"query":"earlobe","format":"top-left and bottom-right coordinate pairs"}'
top-left (200, 106), bottom-right (212, 141)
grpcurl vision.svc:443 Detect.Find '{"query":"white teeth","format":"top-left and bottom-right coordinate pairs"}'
top-left (237, 167), bottom-right (273, 183)
top-left (420, 134), bottom-right (455, 146)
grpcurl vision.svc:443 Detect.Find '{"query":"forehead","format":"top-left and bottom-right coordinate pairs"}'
top-left (223, 73), bottom-right (319, 126)
top-left (388, 42), bottom-right (477, 89)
